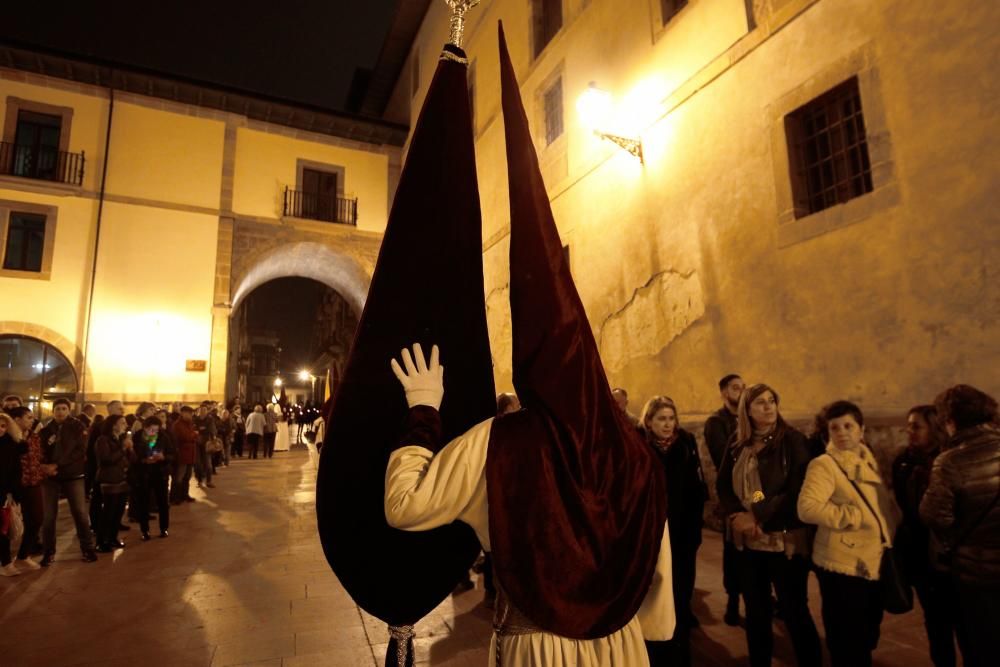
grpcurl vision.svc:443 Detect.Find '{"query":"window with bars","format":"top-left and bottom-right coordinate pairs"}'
top-left (543, 77), bottom-right (564, 146)
top-left (661, 0), bottom-right (688, 24)
top-left (532, 0), bottom-right (563, 58)
top-left (785, 77), bottom-right (873, 217)
top-left (3, 212), bottom-right (46, 272)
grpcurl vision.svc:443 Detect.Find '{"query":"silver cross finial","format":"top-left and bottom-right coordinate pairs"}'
top-left (444, 0), bottom-right (481, 49)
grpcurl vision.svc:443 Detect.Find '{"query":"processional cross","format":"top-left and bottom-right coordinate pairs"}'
top-left (445, 0), bottom-right (481, 48)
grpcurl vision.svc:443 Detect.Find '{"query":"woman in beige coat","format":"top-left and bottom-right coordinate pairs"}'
top-left (798, 400), bottom-right (896, 667)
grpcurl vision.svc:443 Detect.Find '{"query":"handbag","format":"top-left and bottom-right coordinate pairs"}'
top-left (206, 437), bottom-right (224, 454)
top-left (2, 494), bottom-right (24, 549)
top-left (830, 457), bottom-right (913, 614)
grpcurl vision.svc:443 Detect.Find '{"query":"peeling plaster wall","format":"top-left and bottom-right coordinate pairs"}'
top-left (452, 0), bottom-right (1000, 420)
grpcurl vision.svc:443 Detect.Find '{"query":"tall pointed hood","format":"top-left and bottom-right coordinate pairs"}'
top-left (316, 43), bottom-right (495, 627)
top-left (485, 24), bottom-right (667, 639)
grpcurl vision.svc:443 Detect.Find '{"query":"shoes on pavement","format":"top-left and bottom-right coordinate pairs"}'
top-left (0, 563), bottom-right (21, 577)
top-left (141, 533), bottom-right (151, 542)
top-left (159, 531), bottom-right (169, 538)
top-left (81, 551), bottom-right (98, 563)
top-left (40, 553), bottom-right (54, 567)
top-left (111, 540), bottom-right (125, 549)
top-left (724, 594), bottom-right (741, 627)
top-left (16, 558), bottom-right (41, 571)
top-left (96, 544), bottom-right (113, 553)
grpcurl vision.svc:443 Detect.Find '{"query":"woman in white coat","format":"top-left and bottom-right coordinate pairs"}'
top-left (798, 400), bottom-right (896, 667)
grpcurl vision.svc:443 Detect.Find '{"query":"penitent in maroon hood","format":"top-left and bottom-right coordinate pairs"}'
top-left (485, 22), bottom-right (668, 640)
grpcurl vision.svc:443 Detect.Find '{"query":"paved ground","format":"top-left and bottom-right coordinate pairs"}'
top-left (1, 448), bottom-right (938, 666)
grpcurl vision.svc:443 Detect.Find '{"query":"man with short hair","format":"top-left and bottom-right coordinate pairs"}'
top-left (38, 398), bottom-right (96, 564)
top-left (2, 394), bottom-right (22, 412)
top-left (106, 400), bottom-right (124, 417)
top-left (703, 373), bottom-right (745, 626)
top-left (78, 403), bottom-right (97, 429)
top-left (611, 388), bottom-right (639, 428)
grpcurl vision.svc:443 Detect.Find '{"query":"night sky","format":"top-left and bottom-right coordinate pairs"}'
top-left (0, 0), bottom-right (398, 111)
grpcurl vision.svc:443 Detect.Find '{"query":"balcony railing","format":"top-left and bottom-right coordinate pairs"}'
top-left (0, 142), bottom-right (85, 186)
top-left (283, 186), bottom-right (357, 225)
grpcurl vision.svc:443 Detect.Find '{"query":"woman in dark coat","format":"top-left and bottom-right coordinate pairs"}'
top-left (893, 404), bottom-right (956, 667)
top-left (94, 415), bottom-right (133, 551)
top-left (640, 395), bottom-right (707, 666)
top-left (717, 383), bottom-right (821, 667)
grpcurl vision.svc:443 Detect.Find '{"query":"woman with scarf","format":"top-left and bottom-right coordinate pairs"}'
top-left (798, 400), bottom-right (896, 667)
top-left (717, 383), bottom-right (821, 667)
top-left (640, 396), bottom-right (707, 666)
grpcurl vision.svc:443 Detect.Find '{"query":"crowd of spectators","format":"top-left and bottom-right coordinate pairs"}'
top-left (607, 379), bottom-right (998, 667)
top-left (0, 395), bottom-right (316, 572)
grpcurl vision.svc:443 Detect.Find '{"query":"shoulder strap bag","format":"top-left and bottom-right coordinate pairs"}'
top-left (829, 454), bottom-right (914, 614)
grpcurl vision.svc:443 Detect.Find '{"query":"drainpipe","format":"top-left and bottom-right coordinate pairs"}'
top-left (79, 83), bottom-right (114, 404)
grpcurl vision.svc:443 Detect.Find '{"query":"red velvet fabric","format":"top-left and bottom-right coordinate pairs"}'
top-left (316, 44), bottom-right (496, 627)
top-left (485, 24), bottom-right (668, 640)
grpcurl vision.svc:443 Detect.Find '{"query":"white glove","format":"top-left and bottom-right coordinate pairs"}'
top-left (390, 343), bottom-right (445, 410)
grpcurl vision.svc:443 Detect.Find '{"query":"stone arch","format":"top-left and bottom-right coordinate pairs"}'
top-left (0, 321), bottom-right (95, 393)
top-left (230, 241), bottom-right (371, 316)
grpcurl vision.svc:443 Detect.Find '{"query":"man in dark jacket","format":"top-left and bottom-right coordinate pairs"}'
top-left (131, 416), bottom-right (174, 539)
top-left (920, 384), bottom-right (1000, 667)
top-left (193, 403), bottom-right (216, 489)
top-left (38, 398), bottom-right (96, 565)
top-left (703, 373), bottom-right (744, 625)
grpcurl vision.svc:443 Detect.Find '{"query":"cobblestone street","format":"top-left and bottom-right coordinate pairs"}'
top-left (1, 448), bottom-right (936, 666)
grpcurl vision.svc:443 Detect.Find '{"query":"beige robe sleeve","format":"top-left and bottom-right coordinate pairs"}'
top-left (636, 521), bottom-right (677, 641)
top-left (383, 417), bottom-right (493, 538)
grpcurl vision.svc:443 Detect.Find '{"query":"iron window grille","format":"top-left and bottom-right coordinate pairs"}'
top-left (785, 77), bottom-right (873, 217)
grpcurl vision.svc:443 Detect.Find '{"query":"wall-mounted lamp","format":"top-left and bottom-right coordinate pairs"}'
top-left (273, 377), bottom-right (283, 387)
top-left (577, 83), bottom-right (644, 164)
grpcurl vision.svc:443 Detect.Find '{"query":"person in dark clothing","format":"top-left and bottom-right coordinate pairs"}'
top-left (131, 416), bottom-right (173, 540)
top-left (703, 373), bottom-right (745, 626)
top-left (893, 405), bottom-right (957, 667)
top-left (10, 407), bottom-right (44, 564)
top-left (642, 395), bottom-right (708, 667)
top-left (39, 398), bottom-right (97, 564)
top-left (0, 413), bottom-right (24, 575)
top-left (171, 407), bottom-right (199, 503)
top-left (193, 404), bottom-right (216, 488)
top-left (85, 413), bottom-right (106, 531)
top-left (717, 383), bottom-right (821, 667)
top-left (94, 415), bottom-right (133, 552)
top-left (920, 385), bottom-right (1000, 667)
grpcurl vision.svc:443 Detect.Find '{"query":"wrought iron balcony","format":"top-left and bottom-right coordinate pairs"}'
top-left (283, 186), bottom-right (357, 225)
top-left (0, 142), bottom-right (85, 186)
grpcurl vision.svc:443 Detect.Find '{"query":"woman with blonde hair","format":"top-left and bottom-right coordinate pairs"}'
top-left (0, 412), bottom-right (24, 575)
top-left (798, 400), bottom-right (896, 667)
top-left (717, 383), bottom-right (821, 667)
top-left (640, 395), bottom-right (707, 666)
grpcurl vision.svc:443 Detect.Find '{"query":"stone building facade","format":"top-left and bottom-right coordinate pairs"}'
top-left (0, 43), bottom-right (403, 413)
top-left (375, 0), bottom-right (999, 428)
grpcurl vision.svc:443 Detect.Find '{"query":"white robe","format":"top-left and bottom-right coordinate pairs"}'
top-left (385, 417), bottom-right (675, 666)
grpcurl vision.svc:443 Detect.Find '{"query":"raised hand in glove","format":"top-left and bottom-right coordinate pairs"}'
top-left (390, 343), bottom-right (444, 410)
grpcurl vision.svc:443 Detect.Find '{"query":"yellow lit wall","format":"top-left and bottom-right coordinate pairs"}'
top-left (232, 128), bottom-right (390, 232)
top-left (86, 202), bottom-right (217, 397)
top-left (389, 0), bottom-right (1000, 419)
top-left (106, 102), bottom-right (225, 209)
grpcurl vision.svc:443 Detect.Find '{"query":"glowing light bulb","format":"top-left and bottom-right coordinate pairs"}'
top-left (577, 83), bottom-right (613, 132)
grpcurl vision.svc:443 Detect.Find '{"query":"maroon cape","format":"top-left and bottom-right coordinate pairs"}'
top-left (485, 24), bottom-right (668, 640)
